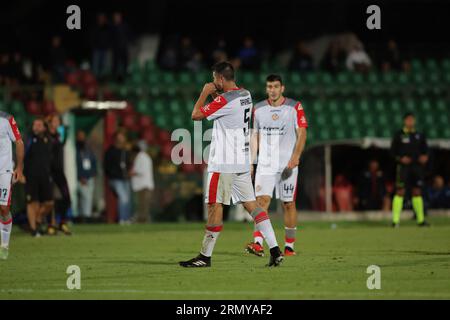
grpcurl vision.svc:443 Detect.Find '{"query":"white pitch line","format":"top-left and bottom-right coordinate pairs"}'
top-left (1, 289), bottom-right (450, 298)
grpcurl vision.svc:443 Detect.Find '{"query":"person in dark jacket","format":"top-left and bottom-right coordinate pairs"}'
top-left (91, 13), bottom-right (111, 79)
top-left (357, 160), bottom-right (386, 210)
top-left (111, 12), bottom-right (131, 81)
top-left (24, 118), bottom-right (54, 237)
top-left (390, 112), bottom-right (429, 227)
top-left (47, 114), bottom-right (72, 235)
top-left (104, 131), bottom-right (132, 224)
top-left (76, 130), bottom-right (97, 220)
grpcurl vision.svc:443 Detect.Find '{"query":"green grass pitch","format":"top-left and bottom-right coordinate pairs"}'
top-left (1, 217), bottom-right (450, 299)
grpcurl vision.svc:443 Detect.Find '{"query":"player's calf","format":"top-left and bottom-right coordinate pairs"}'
top-left (0, 206), bottom-right (13, 259)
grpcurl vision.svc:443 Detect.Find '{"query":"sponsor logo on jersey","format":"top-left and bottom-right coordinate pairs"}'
top-left (272, 114), bottom-right (279, 120)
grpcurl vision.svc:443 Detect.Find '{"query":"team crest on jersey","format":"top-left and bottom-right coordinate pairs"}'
top-left (272, 114), bottom-right (279, 121)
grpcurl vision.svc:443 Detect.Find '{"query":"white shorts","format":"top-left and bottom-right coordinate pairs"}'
top-left (0, 173), bottom-right (13, 206)
top-left (205, 171), bottom-right (256, 205)
top-left (254, 167), bottom-right (298, 202)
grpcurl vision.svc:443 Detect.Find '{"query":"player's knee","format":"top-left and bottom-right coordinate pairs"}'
top-left (282, 201), bottom-right (296, 211)
top-left (396, 189), bottom-right (405, 196)
top-left (256, 197), bottom-right (270, 210)
top-left (412, 188), bottom-right (422, 196)
top-left (0, 206), bottom-right (9, 216)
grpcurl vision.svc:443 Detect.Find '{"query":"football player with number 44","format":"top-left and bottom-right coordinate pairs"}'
top-left (246, 74), bottom-right (308, 257)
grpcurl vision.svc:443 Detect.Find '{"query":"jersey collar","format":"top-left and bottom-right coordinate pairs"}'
top-left (267, 97), bottom-right (286, 107)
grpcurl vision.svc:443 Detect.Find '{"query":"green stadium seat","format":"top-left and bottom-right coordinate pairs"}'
top-left (288, 72), bottom-right (302, 85)
top-left (343, 100), bottom-right (355, 113)
top-left (423, 114), bottom-right (434, 127)
top-left (161, 72), bottom-right (176, 86)
top-left (389, 99), bottom-right (402, 113)
top-left (373, 99), bottom-right (386, 113)
top-left (144, 60), bottom-right (157, 73)
top-left (154, 116), bottom-right (169, 129)
top-left (312, 100), bottom-right (324, 113)
top-left (441, 59), bottom-right (450, 71)
top-left (178, 72), bottom-right (193, 85)
top-left (327, 100), bottom-right (339, 114)
top-left (397, 72), bottom-right (410, 86)
top-left (334, 128), bottom-right (346, 140)
top-left (152, 99), bottom-right (165, 114)
top-left (443, 127), bottom-right (450, 139)
top-left (240, 72), bottom-right (256, 87)
top-left (318, 72), bottom-right (333, 86)
top-left (404, 99), bottom-right (416, 111)
top-left (169, 100), bottom-right (182, 113)
top-left (435, 99), bottom-right (447, 112)
top-left (357, 99), bottom-right (370, 113)
top-left (136, 99), bottom-right (149, 114)
top-left (194, 70), bottom-right (210, 85)
top-left (10, 101), bottom-right (25, 115)
top-left (427, 127), bottom-right (438, 139)
top-left (0, 100), bottom-right (7, 112)
top-left (305, 73), bottom-right (319, 86)
top-left (419, 99), bottom-right (432, 113)
top-left (425, 59), bottom-right (438, 71)
top-left (410, 59), bottom-right (423, 72)
top-left (347, 114), bottom-right (358, 127)
top-left (367, 72), bottom-right (379, 85)
top-left (349, 128), bottom-right (361, 139)
top-left (146, 71), bottom-right (160, 85)
top-left (318, 129), bottom-right (331, 141)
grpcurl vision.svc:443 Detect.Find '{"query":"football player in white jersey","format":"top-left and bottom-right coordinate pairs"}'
top-left (0, 111), bottom-right (24, 260)
top-left (246, 74), bottom-right (308, 257)
top-left (179, 62), bottom-right (283, 267)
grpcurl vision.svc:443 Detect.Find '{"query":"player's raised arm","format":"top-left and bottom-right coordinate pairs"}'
top-left (191, 83), bottom-right (218, 120)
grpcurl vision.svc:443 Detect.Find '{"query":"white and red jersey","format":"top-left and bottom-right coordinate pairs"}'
top-left (0, 111), bottom-right (21, 174)
top-left (200, 88), bottom-right (252, 173)
top-left (253, 97), bottom-right (308, 174)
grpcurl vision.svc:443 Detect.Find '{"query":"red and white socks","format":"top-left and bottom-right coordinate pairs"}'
top-left (253, 230), bottom-right (264, 245)
top-left (284, 227), bottom-right (296, 250)
top-left (250, 208), bottom-right (278, 249)
top-left (200, 224), bottom-right (223, 257)
top-left (0, 213), bottom-right (12, 249)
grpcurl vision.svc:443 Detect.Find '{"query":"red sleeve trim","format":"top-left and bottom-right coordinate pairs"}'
top-left (295, 102), bottom-right (308, 128)
top-left (200, 95), bottom-right (228, 117)
top-left (8, 116), bottom-right (22, 141)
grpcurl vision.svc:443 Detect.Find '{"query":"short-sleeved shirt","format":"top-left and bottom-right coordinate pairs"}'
top-left (200, 88), bottom-right (252, 173)
top-left (0, 111), bottom-right (22, 174)
top-left (253, 97), bottom-right (308, 174)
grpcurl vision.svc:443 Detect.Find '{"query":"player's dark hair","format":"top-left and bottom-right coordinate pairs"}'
top-left (212, 61), bottom-right (235, 81)
top-left (403, 112), bottom-right (415, 119)
top-left (266, 74), bottom-right (283, 85)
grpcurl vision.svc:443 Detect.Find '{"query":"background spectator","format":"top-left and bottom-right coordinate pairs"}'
top-left (289, 41), bottom-right (314, 72)
top-left (237, 36), bottom-right (260, 70)
top-left (178, 36), bottom-right (196, 70)
top-left (356, 160), bottom-right (386, 210)
top-left (130, 140), bottom-right (155, 223)
top-left (111, 12), bottom-right (131, 81)
top-left (321, 40), bottom-right (346, 73)
top-left (427, 175), bottom-right (450, 209)
top-left (333, 174), bottom-right (354, 211)
top-left (90, 13), bottom-right (111, 79)
top-left (49, 36), bottom-right (67, 83)
top-left (104, 131), bottom-right (132, 225)
top-left (346, 43), bottom-right (372, 73)
top-left (76, 130), bottom-right (97, 221)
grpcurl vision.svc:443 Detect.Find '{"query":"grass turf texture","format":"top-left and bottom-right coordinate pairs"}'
top-left (1, 217), bottom-right (450, 300)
